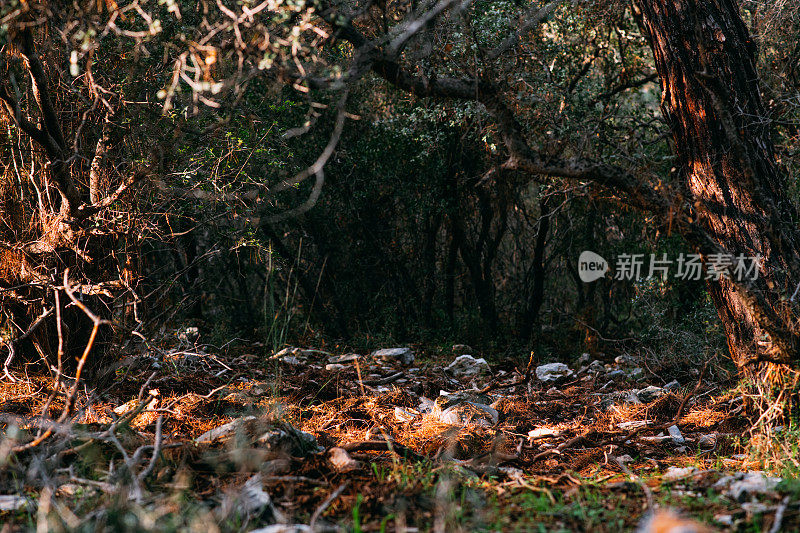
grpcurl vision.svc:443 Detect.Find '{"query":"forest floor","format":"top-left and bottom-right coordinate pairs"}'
top-left (1, 337), bottom-right (799, 532)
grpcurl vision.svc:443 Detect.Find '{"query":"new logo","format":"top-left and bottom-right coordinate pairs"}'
top-left (578, 250), bottom-right (609, 282)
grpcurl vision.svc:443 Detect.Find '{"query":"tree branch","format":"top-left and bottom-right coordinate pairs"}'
top-left (19, 28), bottom-right (67, 153)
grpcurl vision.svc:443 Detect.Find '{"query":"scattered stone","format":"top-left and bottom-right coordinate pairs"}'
top-left (418, 396), bottom-right (436, 414)
top-left (639, 433), bottom-right (673, 444)
top-left (115, 389), bottom-right (160, 417)
top-left (662, 466), bottom-right (698, 482)
top-left (0, 495), bottom-right (28, 511)
top-left (452, 344), bottom-right (474, 355)
top-left (372, 347), bottom-right (414, 365)
top-left (588, 360), bottom-right (605, 373)
top-left (436, 391), bottom-right (493, 410)
top-left (606, 369), bottom-right (626, 381)
top-left (279, 356), bottom-right (303, 366)
top-left (599, 390), bottom-right (643, 410)
top-left (615, 355), bottom-right (636, 367)
top-left (327, 353), bottom-right (361, 364)
top-left (250, 526), bottom-right (313, 533)
top-left (664, 380), bottom-right (681, 391)
top-left (328, 447), bottom-right (360, 472)
top-left (535, 363), bottom-right (573, 382)
top-left (273, 347), bottom-right (303, 359)
top-left (528, 427), bottom-right (561, 439)
top-left (498, 466), bottom-right (525, 481)
top-left (445, 354), bottom-right (490, 378)
top-left (237, 474), bottom-right (285, 521)
top-left (578, 353), bottom-right (591, 365)
top-left (698, 434), bottom-right (717, 448)
top-left (714, 472), bottom-right (781, 502)
top-left (637, 385), bottom-right (664, 403)
top-left (194, 416), bottom-right (257, 444)
top-left (394, 407), bottom-right (418, 422)
top-left (325, 363), bottom-right (347, 371)
top-left (438, 402), bottom-right (499, 426)
top-left (257, 423), bottom-right (322, 455)
top-left (617, 420), bottom-right (651, 430)
top-left (625, 390), bottom-right (643, 404)
top-left (713, 514), bottom-right (734, 527)
top-left (741, 502), bottom-right (772, 515)
top-left (177, 326), bottom-right (200, 344)
top-left (667, 425), bottom-right (685, 445)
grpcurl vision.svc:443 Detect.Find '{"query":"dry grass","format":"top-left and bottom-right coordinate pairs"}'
top-left (0, 342), bottom-right (794, 532)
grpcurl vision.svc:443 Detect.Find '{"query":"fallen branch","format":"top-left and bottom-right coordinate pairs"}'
top-left (309, 481), bottom-right (349, 529)
top-left (362, 371), bottom-right (404, 386)
top-left (11, 271), bottom-right (110, 453)
top-left (341, 440), bottom-right (424, 462)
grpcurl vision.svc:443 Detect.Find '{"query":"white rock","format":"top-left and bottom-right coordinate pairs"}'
top-left (668, 425), bottom-right (685, 445)
top-left (625, 391), bottom-right (643, 404)
top-left (256, 425), bottom-right (322, 455)
top-left (528, 427), bottom-right (561, 439)
top-left (177, 326), bottom-right (200, 344)
top-left (372, 347), bottom-right (414, 365)
top-left (194, 416), bottom-right (257, 444)
top-left (535, 363), bottom-right (573, 382)
top-left (328, 353), bottom-right (360, 364)
top-left (637, 386), bottom-right (664, 403)
top-left (273, 347), bottom-right (302, 359)
top-left (588, 360), bottom-right (605, 372)
top-left (498, 466), bottom-right (525, 481)
top-left (452, 344), bottom-right (474, 355)
top-left (325, 363), bottom-right (346, 371)
top-left (606, 370), bottom-right (626, 381)
top-left (238, 474), bottom-right (282, 518)
top-left (713, 472), bottom-right (781, 501)
top-left (250, 526), bottom-right (313, 533)
top-left (445, 355), bottom-right (490, 378)
top-left (394, 407), bottom-right (418, 422)
top-left (639, 434), bottom-right (673, 443)
top-left (713, 514), bottom-right (733, 526)
top-left (698, 434), bottom-right (717, 448)
top-left (615, 355), bottom-right (636, 367)
top-left (418, 396), bottom-right (436, 414)
top-left (628, 367), bottom-right (644, 379)
top-left (662, 466), bottom-right (698, 482)
top-left (438, 402), bottom-right (498, 426)
top-left (328, 447), bottom-right (360, 472)
top-left (617, 420), bottom-right (651, 430)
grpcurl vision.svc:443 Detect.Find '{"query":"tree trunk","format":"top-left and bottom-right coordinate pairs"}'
top-left (519, 195), bottom-right (550, 341)
top-left (637, 0), bottom-right (800, 369)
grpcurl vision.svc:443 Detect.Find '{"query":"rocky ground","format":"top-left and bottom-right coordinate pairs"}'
top-left (0, 337), bottom-right (797, 531)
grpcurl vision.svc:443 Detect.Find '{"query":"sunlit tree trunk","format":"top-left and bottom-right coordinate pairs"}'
top-left (637, 0), bottom-right (800, 369)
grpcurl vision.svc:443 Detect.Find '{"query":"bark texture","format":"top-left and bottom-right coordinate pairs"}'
top-left (637, 0), bottom-right (800, 367)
